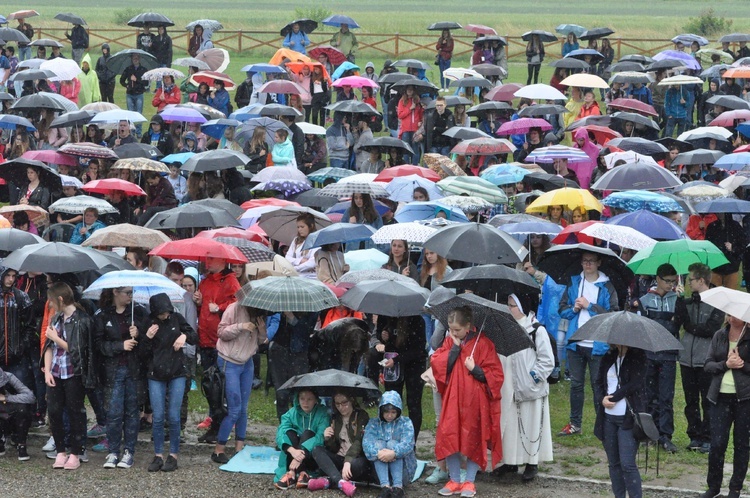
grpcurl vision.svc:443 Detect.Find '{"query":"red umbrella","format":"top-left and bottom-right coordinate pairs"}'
top-left (486, 83), bottom-right (524, 102)
top-left (82, 179), bottom-right (146, 197)
top-left (196, 226), bottom-right (270, 246)
top-left (22, 150), bottom-right (78, 166)
top-left (451, 138), bottom-right (516, 156)
top-left (258, 80), bottom-right (309, 96)
top-left (374, 165), bottom-right (441, 182)
top-left (309, 45), bottom-right (347, 66)
top-left (607, 98), bottom-right (658, 117)
top-left (464, 24), bottom-right (497, 35)
top-left (189, 71), bottom-right (236, 91)
top-left (498, 118), bottom-right (552, 136)
top-left (580, 125), bottom-right (622, 145)
top-left (240, 198), bottom-right (300, 210)
top-left (735, 144), bottom-right (750, 153)
top-left (710, 109), bottom-right (750, 127)
top-left (149, 238), bottom-right (248, 264)
top-left (551, 220), bottom-right (602, 245)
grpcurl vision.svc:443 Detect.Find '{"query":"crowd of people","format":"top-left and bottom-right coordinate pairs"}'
top-left (2, 9), bottom-right (750, 498)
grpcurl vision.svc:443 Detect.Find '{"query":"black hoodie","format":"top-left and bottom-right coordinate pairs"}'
top-left (95, 44), bottom-right (116, 84)
top-left (139, 293), bottom-right (197, 381)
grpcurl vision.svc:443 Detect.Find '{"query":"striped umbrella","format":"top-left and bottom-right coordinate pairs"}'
top-left (236, 276), bottom-right (338, 312)
top-left (436, 176), bottom-right (508, 204)
top-left (525, 145), bottom-right (591, 163)
top-left (371, 222), bottom-right (438, 244)
top-left (83, 270), bottom-right (185, 305)
top-left (318, 181), bottom-right (390, 198)
top-left (214, 237), bottom-right (276, 263)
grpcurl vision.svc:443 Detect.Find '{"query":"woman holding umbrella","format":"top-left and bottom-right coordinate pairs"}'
top-left (208, 79), bottom-right (230, 116)
top-left (397, 85), bottom-right (423, 164)
top-left (16, 165), bottom-right (52, 211)
top-left (526, 34), bottom-right (545, 85)
top-left (436, 29), bottom-right (454, 91)
top-left (285, 213), bottom-right (320, 279)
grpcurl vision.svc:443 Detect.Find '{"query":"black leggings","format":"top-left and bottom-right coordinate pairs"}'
top-left (312, 446), bottom-right (376, 484)
top-left (284, 429), bottom-right (318, 473)
top-left (527, 64), bottom-right (541, 85)
top-left (310, 94), bottom-right (328, 126)
top-left (0, 403), bottom-right (32, 445)
top-left (48, 375), bottom-right (86, 455)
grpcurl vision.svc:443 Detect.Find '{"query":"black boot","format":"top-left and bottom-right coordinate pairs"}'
top-left (522, 464), bottom-right (538, 482)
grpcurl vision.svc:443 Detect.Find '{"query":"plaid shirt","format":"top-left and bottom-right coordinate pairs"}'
top-left (50, 314), bottom-right (75, 380)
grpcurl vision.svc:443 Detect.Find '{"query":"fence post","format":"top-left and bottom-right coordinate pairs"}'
top-left (238, 31), bottom-right (242, 53)
top-left (395, 33), bottom-right (399, 58)
top-left (616, 39), bottom-right (621, 60)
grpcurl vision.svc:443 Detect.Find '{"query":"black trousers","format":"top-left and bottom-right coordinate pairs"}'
top-left (48, 375), bottom-right (86, 455)
top-left (99, 81), bottom-right (115, 103)
top-left (384, 360), bottom-right (425, 440)
top-left (707, 394), bottom-right (750, 493)
top-left (0, 402), bottom-right (32, 445)
top-left (681, 364), bottom-right (712, 443)
top-left (312, 445), bottom-right (376, 484)
top-left (284, 429), bottom-right (318, 473)
top-left (527, 64), bottom-right (541, 85)
top-left (269, 343), bottom-right (309, 420)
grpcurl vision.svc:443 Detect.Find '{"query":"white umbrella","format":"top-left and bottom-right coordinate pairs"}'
top-left (580, 223), bottom-right (657, 251)
top-left (40, 58), bottom-right (82, 82)
top-left (251, 165), bottom-right (309, 183)
top-left (296, 122), bottom-right (326, 135)
top-left (514, 83), bottom-right (567, 101)
top-left (142, 67), bottom-right (186, 81)
top-left (60, 175), bottom-right (84, 188)
top-left (442, 67), bottom-right (482, 81)
top-left (83, 270), bottom-right (185, 305)
top-left (657, 75), bottom-right (704, 86)
top-left (603, 151), bottom-right (658, 170)
top-left (678, 126), bottom-right (733, 141)
top-left (338, 173), bottom-right (378, 184)
top-left (90, 109), bottom-right (148, 125)
top-left (48, 195), bottom-right (118, 215)
top-left (701, 286), bottom-right (750, 322)
top-left (371, 222), bottom-right (438, 244)
top-left (385, 174), bottom-right (443, 203)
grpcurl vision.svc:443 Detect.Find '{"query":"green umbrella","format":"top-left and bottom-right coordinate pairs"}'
top-left (436, 176), bottom-right (508, 205)
top-left (626, 239), bottom-right (729, 275)
top-left (235, 277), bottom-right (338, 313)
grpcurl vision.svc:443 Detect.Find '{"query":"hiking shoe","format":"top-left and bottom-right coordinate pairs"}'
top-left (103, 453), bottom-right (119, 468)
top-left (377, 487), bottom-right (392, 498)
top-left (198, 429), bottom-right (218, 444)
top-left (522, 464), bottom-right (538, 482)
top-left (661, 438), bottom-right (678, 454)
top-left (687, 439), bottom-right (703, 451)
top-left (87, 424), bottom-right (106, 438)
top-left (162, 455), bottom-right (178, 472)
top-left (0, 441), bottom-right (5, 457)
top-left (558, 423), bottom-right (581, 436)
top-left (339, 479), bottom-right (356, 497)
top-left (425, 466), bottom-right (450, 484)
top-left (700, 490), bottom-right (721, 498)
top-left (438, 480), bottom-right (463, 496)
top-left (296, 471), bottom-right (311, 488)
top-left (211, 452), bottom-right (229, 464)
top-left (42, 436), bottom-right (56, 452)
top-left (492, 464), bottom-right (518, 476)
top-left (78, 449), bottom-right (89, 463)
top-left (460, 482), bottom-right (476, 498)
top-left (117, 450), bottom-right (134, 469)
top-left (52, 452), bottom-right (67, 469)
top-left (148, 456), bottom-right (163, 472)
top-left (700, 442), bottom-right (711, 454)
top-left (391, 487), bottom-right (404, 498)
top-left (64, 453), bottom-right (80, 470)
top-left (307, 477), bottom-right (330, 491)
top-left (92, 439), bottom-right (110, 453)
top-left (197, 416), bottom-right (212, 430)
top-left (727, 490), bottom-right (741, 498)
top-left (17, 445), bottom-right (29, 461)
top-left (275, 471), bottom-right (296, 490)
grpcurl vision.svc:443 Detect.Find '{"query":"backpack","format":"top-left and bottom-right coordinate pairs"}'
top-left (530, 322), bottom-right (560, 385)
top-left (369, 113), bottom-right (383, 133)
top-left (200, 364), bottom-right (227, 423)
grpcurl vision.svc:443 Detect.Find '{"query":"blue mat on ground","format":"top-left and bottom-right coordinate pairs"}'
top-left (220, 446), bottom-right (428, 482)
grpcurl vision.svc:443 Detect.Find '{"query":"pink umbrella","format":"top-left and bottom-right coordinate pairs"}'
top-left (486, 83), bottom-right (524, 102)
top-left (332, 75), bottom-right (379, 90)
top-left (497, 118), bottom-right (552, 136)
top-left (22, 150), bottom-right (78, 166)
top-left (464, 24), bottom-right (497, 35)
top-left (257, 80), bottom-right (309, 95)
top-left (710, 109), bottom-right (750, 127)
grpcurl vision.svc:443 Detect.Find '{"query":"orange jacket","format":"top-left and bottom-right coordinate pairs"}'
top-left (686, 214), bottom-right (718, 240)
top-left (321, 306), bottom-right (364, 329)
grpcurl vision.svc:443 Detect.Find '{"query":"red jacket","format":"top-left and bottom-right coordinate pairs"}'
top-left (396, 97), bottom-right (424, 137)
top-left (577, 102), bottom-right (602, 119)
top-left (431, 331), bottom-right (504, 470)
top-left (197, 270), bottom-right (241, 348)
top-left (152, 86), bottom-right (182, 111)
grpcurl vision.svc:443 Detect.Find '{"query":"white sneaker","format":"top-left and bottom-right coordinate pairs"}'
top-left (42, 436), bottom-right (55, 453)
top-left (79, 450), bottom-right (89, 463)
top-left (103, 453), bottom-right (118, 469)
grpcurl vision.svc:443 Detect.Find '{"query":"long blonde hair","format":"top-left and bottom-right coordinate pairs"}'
top-left (420, 251), bottom-right (448, 286)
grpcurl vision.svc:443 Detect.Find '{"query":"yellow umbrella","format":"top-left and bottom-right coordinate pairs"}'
top-left (560, 73), bottom-right (609, 89)
top-left (525, 187), bottom-right (603, 213)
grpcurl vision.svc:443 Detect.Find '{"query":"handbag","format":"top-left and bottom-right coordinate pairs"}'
top-left (627, 398), bottom-right (659, 442)
top-left (434, 54), bottom-right (441, 66)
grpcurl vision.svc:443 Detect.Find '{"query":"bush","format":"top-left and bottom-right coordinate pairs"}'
top-left (683, 8), bottom-right (733, 37)
top-left (113, 8), bottom-right (144, 26)
top-left (293, 6), bottom-right (332, 24)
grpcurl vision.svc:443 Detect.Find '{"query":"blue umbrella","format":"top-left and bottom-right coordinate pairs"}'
top-left (603, 191), bottom-right (685, 213)
top-left (480, 164), bottom-right (529, 186)
top-left (230, 103), bottom-right (264, 122)
top-left (671, 34), bottom-right (709, 46)
top-left (302, 223), bottom-right (376, 249)
top-left (555, 24), bottom-right (587, 37)
top-left (235, 117), bottom-right (290, 148)
top-left (735, 124), bottom-right (750, 139)
top-left (332, 61), bottom-right (361, 81)
top-left (606, 209), bottom-right (687, 240)
top-left (694, 198), bottom-right (750, 214)
top-left (501, 221), bottom-right (563, 236)
top-left (653, 50), bottom-right (701, 71)
top-left (201, 118), bottom-right (241, 140)
top-left (386, 175), bottom-right (444, 203)
top-left (322, 14), bottom-right (361, 29)
top-left (240, 63), bottom-right (286, 74)
top-left (161, 152), bottom-right (195, 164)
top-left (0, 114), bottom-right (36, 131)
top-left (713, 152), bottom-right (750, 171)
top-left (394, 201), bottom-right (469, 223)
top-left (325, 200), bottom-right (391, 217)
top-left (345, 248), bottom-right (388, 271)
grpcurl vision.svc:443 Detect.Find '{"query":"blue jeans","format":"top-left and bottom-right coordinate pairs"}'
top-left (148, 377), bottom-right (186, 455)
top-left (438, 56), bottom-right (452, 90)
top-left (603, 414), bottom-right (642, 498)
top-left (18, 46), bottom-right (31, 61)
top-left (126, 93), bottom-right (145, 137)
top-left (567, 346), bottom-right (602, 428)
top-left (645, 358), bottom-right (676, 440)
top-left (401, 131), bottom-right (418, 165)
top-left (329, 158), bottom-right (348, 169)
top-left (663, 116), bottom-right (687, 138)
top-left (374, 459), bottom-right (404, 487)
top-left (217, 356), bottom-right (253, 445)
top-left (429, 145), bottom-right (451, 156)
top-left (105, 366), bottom-right (140, 455)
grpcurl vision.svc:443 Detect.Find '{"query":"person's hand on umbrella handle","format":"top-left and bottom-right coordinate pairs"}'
top-left (465, 356), bottom-right (475, 372)
top-left (401, 266), bottom-right (410, 276)
top-left (675, 284), bottom-right (684, 297)
top-left (131, 75), bottom-right (137, 82)
top-left (19, 197), bottom-right (28, 205)
top-left (193, 290), bottom-right (203, 306)
top-left (725, 242), bottom-right (733, 252)
top-left (575, 297), bottom-right (589, 310)
top-left (728, 348), bottom-right (744, 369)
top-left (129, 325), bottom-right (139, 339)
top-left (123, 339), bottom-right (138, 351)
top-left (209, 302), bottom-right (219, 313)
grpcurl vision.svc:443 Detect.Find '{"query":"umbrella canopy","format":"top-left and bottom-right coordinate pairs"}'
top-left (8, 11), bottom-right (39, 20)
top-left (609, 72), bottom-right (653, 85)
top-left (142, 67), bottom-right (185, 82)
top-left (464, 24), bottom-right (497, 35)
top-left (550, 58), bottom-right (591, 70)
top-left (371, 222), bottom-right (438, 244)
top-left (318, 181), bottom-right (389, 199)
top-left (385, 175), bottom-right (443, 203)
top-left (570, 311), bottom-right (683, 352)
top-left (144, 204), bottom-right (241, 230)
top-left (580, 223), bottom-right (657, 251)
top-left (4, 242), bottom-right (122, 273)
top-left (518, 104), bottom-right (568, 118)
top-left (607, 98), bottom-right (659, 117)
top-left (83, 270), bottom-right (185, 304)
top-left (658, 75), bottom-right (704, 86)
top-left (30, 39), bottom-right (63, 48)
top-left (441, 264), bottom-right (540, 298)
top-left (187, 199), bottom-right (244, 219)
top-left (480, 164), bottom-right (529, 186)
top-left (393, 201), bottom-right (469, 223)
top-left (54, 12), bottom-right (86, 25)
top-left (114, 143), bottom-right (164, 160)
top-left (307, 167), bottom-right (355, 184)
top-left (291, 188), bottom-right (339, 210)
top-left (186, 19), bottom-right (223, 32)
top-left (111, 157), bottom-right (170, 173)
top-left (40, 58), bottom-right (81, 82)
top-left (606, 137), bottom-right (668, 156)
top-left (556, 24), bottom-right (587, 37)
top-left (602, 190), bottom-right (684, 213)
top-left (0, 27), bottom-right (30, 43)
top-left (59, 143), bottom-right (119, 160)
top-left (190, 69), bottom-right (235, 90)
top-left (606, 209), bottom-right (687, 240)
top-left (498, 118), bottom-right (552, 136)
top-left (580, 27), bottom-right (615, 40)
top-left (127, 12), bottom-right (174, 27)
top-left (60, 175), bottom-right (84, 188)
top-left (526, 187), bottom-right (603, 213)
top-left (277, 369), bottom-right (379, 398)
top-left (321, 14), bottom-right (360, 29)
top-left (423, 222), bottom-right (527, 265)
top-left (714, 153), bottom-right (750, 171)
top-left (678, 126), bottom-right (733, 143)
top-left (435, 176), bottom-right (507, 204)
top-left (466, 101), bottom-right (513, 117)
top-left (653, 50), bottom-right (701, 70)
top-left (701, 287), bottom-right (750, 321)
top-left (560, 73), bottom-right (609, 89)
top-left (392, 59), bottom-right (431, 71)
top-left (106, 49), bottom-right (159, 75)
top-left (336, 268), bottom-right (414, 286)
top-left (428, 21), bottom-right (463, 31)
top-left (50, 110), bottom-right (96, 129)
top-left (607, 61), bottom-right (646, 73)
top-left (449, 76), bottom-right (492, 89)
top-left (694, 198), bottom-right (750, 214)
top-left (360, 136), bottom-right (413, 155)
top-left (501, 220), bottom-right (562, 239)
top-left (389, 79), bottom-right (439, 95)
top-left (696, 49), bottom-right (733, 64)
top-left (258, 206), bottom-right (332, 245)
top-left (375, 165), bottom-right (440, 183)
top-left (234, 117), bottom-right (290, 148)
top-left (150, 238), bottom-right (247, 264)
top-left (521, 30), bottom-right (557, 42)
top-left (49, 196), bottom-right (117, 215)
top-left (611, 111), bottom-right (660, 131)
top-left (196, 226), bottom-right (270, 246)
top-left (280, 18), bottom-right (317, 36)
top-left (11, 93), bottom-right (67, 112)
top-left (525, 145), bottom-right (591, 163)
top-left (470, 63), bottom-right (507, 78)
top-left (343, 249), bottom-right (389, 272)
top-left (423, 153), bottom-right (467, 179)
top-left (672, 148), bottom-right (725, 166)
top-left (551, 220), bottom-right (601, 245)
top-left (82, 179), bottom-right (145, 197)
top-left (0, 228), bottom-right (44, 253)
top-left (212, 238), bottom-right (274, 263)
top-left (302, 223), bottom-right (376, 250)
top-left (81, 223), bottom-right (170, 249)
top-left (537, 243), bottom-right (633, 286)
top-left (181, 149), bottom-right (249, 173)
top-left (308, 46), bottom-right (347, 66)
top-left (0, 205), bottom-right (48, 226)
top-left (172, 57), bottom-right (211, 71)
top-left (591, 162), bottom-right (682, 190)
top-left (428, 293), bottom-right (532, 356)
top-left (340, 280), bottom-right (430, 317)
top-left (89, 109), bottom-right (148, 125)
top-left (0, 158), bottom-right (61, 188)
top-left (325, 100), bottom-right (379, 115)
top-left (514, 84), bottom-right (567, 101)
top-left (523, 172), bottom-right (580, 191)
top-left (706, 94), bottom-right (750, 111)
top-left (565, 48), bottom-right (606, 64)
top-left (627, 239), bottom-right (728, 275)
top-left (0, 115), bottom-right (35, 132)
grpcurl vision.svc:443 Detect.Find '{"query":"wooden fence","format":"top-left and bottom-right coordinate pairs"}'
top-left (32, 27), bottom-right (725, 61)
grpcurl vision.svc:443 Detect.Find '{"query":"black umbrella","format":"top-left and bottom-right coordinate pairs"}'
top-left (471, 63), bottom-right (507, 77)
top-left (188, 198), bottom-right (245, 218)
top-left (672, 148), bottom-right (725, 166)
top-left (181, 149), bottom-right (249, 173)
top-left (106, 49), bottom-right (159, 75)
top-left (537, 243), bottom-right (633, 287)
top-left (0, 28), bottom-right (30, 44)
top-left (566, 50), bottom-right (604, 65)
top-left (442, 126), bottom-right (490, 140)
top-left (619, 54), bottom-right (653, 64)
top-left (590, 161), bottom-right (681, 190)
top-left (425, 95), bottom-right (472, 109)
top-left (522, 30), bottom-right (557, 42)
top-left (50, 110), bottom-right (96, 129)
top-left (390, 78), bottom-right (439, 94)
top-left (0, 158), bottom-right (62, 189)
top-left (277, 369), bottom-right (380, 398)
top-left (518, 104), bottom-right (568, 117)
top-left (428, 292), bottom-right (533, 356)
top-left (611, 112), bottom-right (660, 131)
top-left (361, 136), bottom-right (414, 155)
top-left (325, 100), bottom-right (380, 115)
top-left (113, 142), bottom-right (164, 160)
top-left (580, 27), bottom-right (615, 40)
top-left (694, 198), bottom-right (750, 214)
top-left (523, 172), bottom-right (580, 191)
top-left (30, 39), bottom-right (63, 48)
top-left (0, 228), bottom-right (44, 254)
top-left (280, 19), bottom-right (318, 36)
top-left (340, 280), bottom-right (430, 317)
top-left (549, 58), bottom-right (590, 70)
top-left (720, 33), bottom-right (750, 43)
top-left (10, 93), bottom-right (67, 112)
top-left (392, 59), bottom-right (430, 70)
top-left (441, 264), bottom-right (540, 298)
top-left (570, 311), bottom-right (683, 352)
top-left (9, 68), bottom-right (57, 83)
top-left (55, 12), bottom-right (87, 25)
top-left (127, 12), bottom-right (174, 27)
top-left (472, 36), bottom-right (507, 47)
top-left (609, 72), bottom-right (653, 85)
top-left (4, 242), bottom-right (119, 273)
top-left (378, 72), bottom-right (414, 85)
top-left (428, 21), bottom-right (463, 31)
top-left (423, 223), bottom-right (528, 265)
top-left (646, 59), bottom-right (686, 71)
top-left (291, 188), bottom-right (339, 210)
top-left (605, 137), bottom-right (668, 156)
top-left (449, 77), bottom-right (492, 89)
top-left (143, 204), bottom-right (242, 230)
top-left (654, 137), bottom-right (694, 152)
top-left (706, 94), bottom-right (750, 111)
top-left (607, 61), bottom-right (646, 73)
top-left (258, 103), bottom-right (303, 118)
top-left (467, 101), bottom-right (513, 116)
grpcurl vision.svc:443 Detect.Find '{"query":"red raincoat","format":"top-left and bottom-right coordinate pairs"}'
top-left (431, 331), bottom-right (504, 470)
top-left (197, 270), bottom-right (240, 348)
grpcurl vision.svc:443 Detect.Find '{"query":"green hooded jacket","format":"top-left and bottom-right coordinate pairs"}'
top-left (274, 394), bottom-right (330, 481)
top-left (77, 53), bottom-right (101, 107)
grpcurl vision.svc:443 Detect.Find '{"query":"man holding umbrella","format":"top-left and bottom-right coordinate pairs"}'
top-left (16, 18), bottom-right (34, 62)
top-left (65, 23), bottom-right (89, 64)
top-left (120, 54), bottom-right (148, 138)
top-left (282, 22), bottom-right (311, 55)
top-left (330, 24), bottom-right (358, 63)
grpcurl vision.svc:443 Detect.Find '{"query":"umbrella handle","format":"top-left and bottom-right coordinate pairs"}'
top-left (470, 315), bottom-right (489, 359)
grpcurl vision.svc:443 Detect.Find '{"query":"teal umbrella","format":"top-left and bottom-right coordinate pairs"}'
top-left (626, 239), bottom-right (729, 275)
top-left (556, 24), bottom-right (587, 37)
top-left (436, 176), bottom-right (507, 204)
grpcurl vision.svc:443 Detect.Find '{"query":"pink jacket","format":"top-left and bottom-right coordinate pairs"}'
top-left (571, 127), bottom-right (601, 189)
top-left (216, 302), bottom-right (267, 364)
top-left (59, 79), bottom-right (81, 104)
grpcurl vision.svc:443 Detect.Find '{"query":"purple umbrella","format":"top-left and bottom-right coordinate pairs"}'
top-left (159, 106), bottom-right (208, 123)
top-left (497, 118), bottom-right (552, 136)
top-left (652, 50), bottom-right (701, 71)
